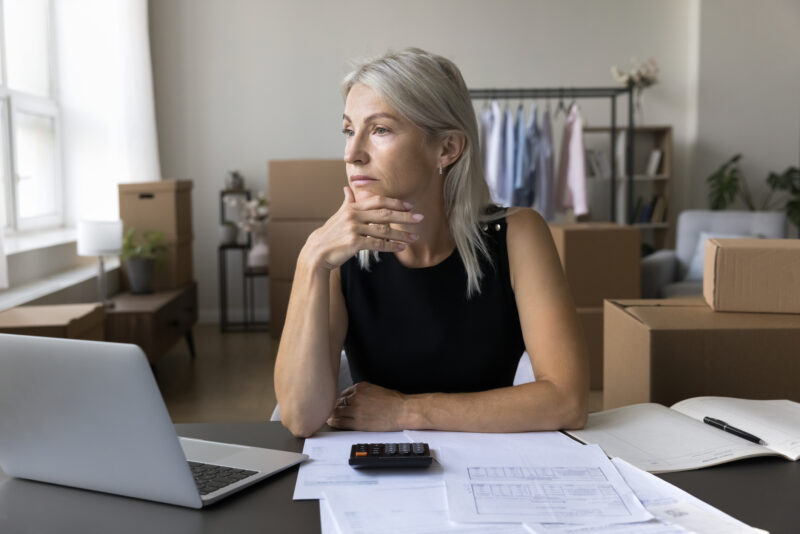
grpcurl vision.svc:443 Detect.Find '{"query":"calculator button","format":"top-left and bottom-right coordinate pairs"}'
top-left (384, 444), bottom-right (397, 455)
top-left (398, 443), bottom-right (411, 455)
top-left (412, 443), bottom-right (425, 455)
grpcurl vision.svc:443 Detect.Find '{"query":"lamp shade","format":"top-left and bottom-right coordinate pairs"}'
top-left (77, 220), bottom-right (122, 257)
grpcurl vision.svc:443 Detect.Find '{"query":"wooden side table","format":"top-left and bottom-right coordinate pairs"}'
top-left (105, 282), bottom-right (197, 364)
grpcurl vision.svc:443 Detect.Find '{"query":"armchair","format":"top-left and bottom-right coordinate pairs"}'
top-left (641, 210), bottom-right (787, 298)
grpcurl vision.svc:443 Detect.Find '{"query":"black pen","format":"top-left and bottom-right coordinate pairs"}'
top-left (703, 417), bottom-right (767, 445)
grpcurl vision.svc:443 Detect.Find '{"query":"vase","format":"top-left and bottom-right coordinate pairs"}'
top-left (247, 231), bottom-right (269, 269)
top-left (126, 257), bottom-right (155, 294)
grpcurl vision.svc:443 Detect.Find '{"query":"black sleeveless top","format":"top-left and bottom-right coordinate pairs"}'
top-left (340, 217), bottom-right (525, 395)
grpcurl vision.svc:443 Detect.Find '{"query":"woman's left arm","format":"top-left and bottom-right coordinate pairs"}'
top-left (327, 209), bottom-right (589, 432)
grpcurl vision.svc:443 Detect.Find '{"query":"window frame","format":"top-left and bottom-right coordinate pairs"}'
top-left (0, 0), bottom-right (63, 233)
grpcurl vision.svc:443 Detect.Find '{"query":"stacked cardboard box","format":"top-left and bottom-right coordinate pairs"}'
top-left (549, 223), bottom-right (641, 388)
top-left (604, 239), bottom-right (800, 409)
top-left (0, 304), bottom-right (105, 340)
top-left (119, 180), bottom-right (193, 290)
top-left (268, 160), bottom-right (346, 338)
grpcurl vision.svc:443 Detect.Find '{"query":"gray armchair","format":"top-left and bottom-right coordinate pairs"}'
top-left (641, 210), bottom-right (787, 298)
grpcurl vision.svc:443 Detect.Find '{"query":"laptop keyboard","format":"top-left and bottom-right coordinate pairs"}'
top-left (188, 461), bottom-right (258, 496)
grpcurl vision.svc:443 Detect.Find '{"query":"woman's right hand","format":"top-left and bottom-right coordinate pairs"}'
top-left (302, 186), bottom-right (424, 271)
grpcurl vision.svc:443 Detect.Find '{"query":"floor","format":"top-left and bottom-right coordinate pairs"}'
top-left (156, 324), bottom-right (603, 424)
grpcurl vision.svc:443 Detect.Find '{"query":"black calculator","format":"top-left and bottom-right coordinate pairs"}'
top-left (348, 442), bottom-right (433, 468)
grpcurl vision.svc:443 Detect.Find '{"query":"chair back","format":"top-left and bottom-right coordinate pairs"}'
top-left (675, 210), bottom-right (787, 280)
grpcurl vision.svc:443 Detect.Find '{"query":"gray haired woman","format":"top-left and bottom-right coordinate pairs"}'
top-left (275, 48), bottom-right (588, 437)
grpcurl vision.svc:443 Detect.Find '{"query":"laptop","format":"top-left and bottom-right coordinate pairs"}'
top-left (0, 334), bottom-right (307, 509)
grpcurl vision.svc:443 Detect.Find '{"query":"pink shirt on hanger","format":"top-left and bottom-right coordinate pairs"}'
top-left (555, 103), bottom-right (588, 217)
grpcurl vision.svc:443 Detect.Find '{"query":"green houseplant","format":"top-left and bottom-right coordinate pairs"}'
top-left (121, 228), bottom-right (166, 294)
top-left (707, 154), bottom-right (800, 228)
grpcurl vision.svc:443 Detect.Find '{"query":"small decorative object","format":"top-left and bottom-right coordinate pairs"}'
top-left (226, 170), bottom-right (245, 191)
top-left (226, 191), bottom-right (269, 268)
top-left (121, 228), bottom-right (166, 294)
top-left (219, 221), bottom-right (239, 245)
top-left (77, 220), bottom-right (122, 307)
top-left (706, 153), bottom-right (800, 227)
top-left (611, 57), bottom-right (659, 123)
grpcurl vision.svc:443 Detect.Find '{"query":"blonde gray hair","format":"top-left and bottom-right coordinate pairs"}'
top-left (342, 48), bottom-right (500, 297)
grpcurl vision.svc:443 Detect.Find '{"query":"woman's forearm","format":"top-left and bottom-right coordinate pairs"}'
top-left (274, 249), bottom-right (339, 437)
top-left (402, 380), bottom-right (588, 433)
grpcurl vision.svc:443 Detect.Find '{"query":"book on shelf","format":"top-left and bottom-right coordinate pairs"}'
top-left (566, 397), bottom-right (800, 473)
top-left (639, 196), bottom-right (657, 223)
top-left (630, 196), bottom-right (644, 225)
top-left (650, 195), bottom-right (666, 223)
top-left (646, 149), bottom-right (663, 176)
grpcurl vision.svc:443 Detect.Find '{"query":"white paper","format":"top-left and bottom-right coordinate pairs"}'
top-left (320, 497), bottom-right (342, 534)
top-left (610, 458), bottom-right (767, 534)
top-left (441, 443), bottom-right (652, 525)
top-left (403, 430), bottom-right (582, 453)
top-left (568, 404), bottom-right (768, 473)
top-left (293, 431), bottom-right (442, 500)
top-left (524, 519), bottom-right (686, 533)
top-left (323, 485), bottom-right (529, 534)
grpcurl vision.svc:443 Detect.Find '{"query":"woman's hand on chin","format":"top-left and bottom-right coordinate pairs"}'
top-left (327, 381), bottom-right (414, 431)
top-left (300, 186), bottom-right (423, 273)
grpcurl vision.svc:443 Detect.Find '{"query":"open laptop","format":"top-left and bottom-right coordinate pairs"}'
top-left (0, 334), bottom-right (307, 509)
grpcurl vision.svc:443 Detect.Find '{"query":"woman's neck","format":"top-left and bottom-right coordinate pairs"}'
top-left (392, 188), bottom-right (454, 268)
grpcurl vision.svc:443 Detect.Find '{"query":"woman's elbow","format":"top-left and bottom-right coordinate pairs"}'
top-left (559, 389), bottom-right (589, 430)
top-left (281, 408), bottom-right (325, 438)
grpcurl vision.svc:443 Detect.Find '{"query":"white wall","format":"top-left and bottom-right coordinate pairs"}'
top-left (693, 0), bottom-right (800, 214)
top-left (147, 0), bottom-right (797, 322)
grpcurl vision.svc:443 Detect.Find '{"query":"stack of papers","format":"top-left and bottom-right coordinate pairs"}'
top-left (294, 430), bottom-right (766, 533)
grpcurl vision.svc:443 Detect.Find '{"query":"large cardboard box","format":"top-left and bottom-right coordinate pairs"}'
top-left (269, 160), bottom-right (346, 219)
top-left (119, 180), bottom-right (193, 240)
top-left (703, 238), bottom-right (800, 314)
top-left (268, 220), bottom-right (325, 280)
top-left (577, 307), bottom-right (604, 389)
top-left (0, 304), bottom-right (105, 340)
top-left (603, 298), bottom-right (800, 410)
top-left (549, 223), bottom-right (641, 307)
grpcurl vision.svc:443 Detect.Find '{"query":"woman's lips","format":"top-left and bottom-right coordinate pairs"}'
top-left (350, 175), bottom-right (377, 186)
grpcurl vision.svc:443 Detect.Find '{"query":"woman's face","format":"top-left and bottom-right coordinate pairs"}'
top-left (342, 83), bottom-right (440, 201)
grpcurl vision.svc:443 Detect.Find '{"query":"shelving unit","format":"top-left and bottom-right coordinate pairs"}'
top-left (584, 125), bottom-right (673, 251)
top-left (218, 189), bottom-right (268, 332)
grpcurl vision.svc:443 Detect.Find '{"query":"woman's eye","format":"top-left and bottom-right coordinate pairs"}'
top-left (341, 128), bottom-right (354, 137)
top-left (374, 127), bottom-right (389, 135)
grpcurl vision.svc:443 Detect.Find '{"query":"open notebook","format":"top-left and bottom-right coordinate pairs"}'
top-left (566, 397), bottom-right (800, 473)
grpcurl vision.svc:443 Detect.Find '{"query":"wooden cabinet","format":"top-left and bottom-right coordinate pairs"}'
top-left (584, 125), bottom-right (673, 251)
top-left (105, 282), bottom-right (197, 364)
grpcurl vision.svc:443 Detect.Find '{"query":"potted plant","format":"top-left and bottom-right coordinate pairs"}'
top-left (706, 154), bottom-right (800, 227)
top-left (121, 228), bottom-right (166, 294)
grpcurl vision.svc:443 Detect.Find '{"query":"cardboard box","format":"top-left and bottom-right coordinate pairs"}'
top-left (119, 180), bottom-right (193, 240)
top-left (268, 220), bottom-right (325, 279)
top-left (269, 279), bottom-right (293, 338)
top-left (603, 298), bottom-right (800, 410)
top-left (549, 223), bottom-right (641, 307)
top-left (577, 307), bottom-right (604, 389)
top-left (704, 238), bottom-right (800, 314)
top-left (0, 304), bottom-right (105, 340)
top-left (269, 160), bottom-right (346, 219)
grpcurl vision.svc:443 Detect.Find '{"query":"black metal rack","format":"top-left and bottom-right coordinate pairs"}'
top-left (468, 86), bottom-right (634, 222)
top-left (218, 189), bottom-right (268, 332)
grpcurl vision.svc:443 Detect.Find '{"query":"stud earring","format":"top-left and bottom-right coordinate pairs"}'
top-left (438, 166), bottom-right (443, 175)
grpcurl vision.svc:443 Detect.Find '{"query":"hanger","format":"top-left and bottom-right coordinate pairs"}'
top-left (555, 88), bottom-right (567, 118)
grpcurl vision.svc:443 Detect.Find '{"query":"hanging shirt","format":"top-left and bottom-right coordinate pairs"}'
top-left (533, 107), bottom-right (555, 221)
top-left (484, 101), bottom-right (505, 205)
top-left (513, 104), bottom-right (535, 207)
top-left (502, 106), bottom-right (516, 207)
top-left (555, 103), bottom-right (589, 217)
top-left (479, 105), bottom-right (492, 174)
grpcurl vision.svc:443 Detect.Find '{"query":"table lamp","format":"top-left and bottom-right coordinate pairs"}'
top-left (77, 220), bottom-right (122, 308)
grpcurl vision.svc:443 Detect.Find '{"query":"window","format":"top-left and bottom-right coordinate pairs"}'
top-left (0, 0), bottom-right (62, 231)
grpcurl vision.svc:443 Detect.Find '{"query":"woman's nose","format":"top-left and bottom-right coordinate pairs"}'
top-left (344, 133), bottom-right (369, 165)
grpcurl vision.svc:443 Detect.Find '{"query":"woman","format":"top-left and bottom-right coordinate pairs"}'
top-left (274, 48), bottom-right (588, 438)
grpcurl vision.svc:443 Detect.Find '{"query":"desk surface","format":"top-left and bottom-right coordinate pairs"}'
top-left (0, 422), bottom-right (796, 534)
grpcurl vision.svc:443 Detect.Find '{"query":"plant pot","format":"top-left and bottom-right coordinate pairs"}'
top-left (219, 224), bottom-right (238, 245)
top-left (126, 257), bottom-right (155, 294)
top-left (247, 231), bottom-right (269, 269)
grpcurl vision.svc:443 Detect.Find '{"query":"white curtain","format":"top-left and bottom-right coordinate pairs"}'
top-left (55, 0), bottom-right (161, 223)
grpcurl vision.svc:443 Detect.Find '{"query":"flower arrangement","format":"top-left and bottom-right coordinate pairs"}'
top-left (226, 191), bottom-right (269, 234)
top-left (611, 57), bottom-right (659, 89)
top-left (611, 57), bottom-right (659, 122)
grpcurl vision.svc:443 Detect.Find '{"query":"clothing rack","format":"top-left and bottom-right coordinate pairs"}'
top-left (469, 86), bottom-right (634, 223)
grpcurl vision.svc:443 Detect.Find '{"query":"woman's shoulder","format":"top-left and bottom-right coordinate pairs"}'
top-left (505, 207), bottom-right (549, 242)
